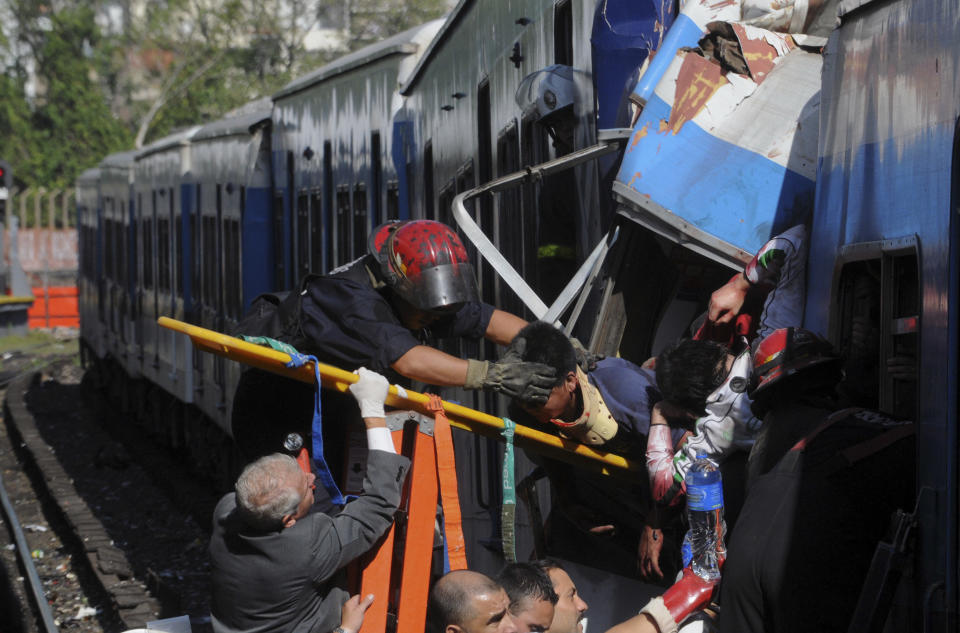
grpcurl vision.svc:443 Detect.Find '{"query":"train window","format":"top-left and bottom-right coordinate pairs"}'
top-left (371, 132), bottom-right (382, 226)
top-left (216, 184), bottom-right (224, 317)
top-left (224, 219), bottom-right (241, 320)
top-left (424, 141), bottom-right (435, 220)
top-left (173, 187), bottom-right (182, 296)
top-left (833, 237), bottom-right (919, 418)
top-left (554, 0), bottom-right (574, 66)
top-left (202, 215), bottom-right (216, 308)
top-left (386, 181), bottom-right (399, 221)
top-left (120, 201), bottom-right (128, 288)
top-left (477, 81), bottom-right (492, 222)
top-left (456, 161), bottom-right (479, 279)
top-left (193, 185), bottom-right (202, 318)
top-left (158, 215), bottom-right (170, 292)
top-left (272, 192), bottom-right (284, 292)
top-left (297, 189), bottom-right (310, 284)
top-left (353, 183), bottom-right (367, 260)
top-left (310, 189), bottom-right (324, 273)
top-left (497, 122), bottom-right (525, 315)
top-left (438, 181), bottom-right (455, 229)
top-left (143, 199), bottom-right (154, 291)
top-left (521, 118), bottom-right (552, 296)
top-left (285, 151), bottom-right (295, 289)
top-left (456, 161), bottom-right (475, 201)
top-left (336, 185), bottom-right (351, 266)
top-left (104, 220), bottom-right (113, 281)
top-left (323, 142), bottom-right (333, 270)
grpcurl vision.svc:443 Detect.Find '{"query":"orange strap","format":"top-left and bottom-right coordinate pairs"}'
top-left (427, 394), bottom-right (467, 570)
top-left (357, 429), bottom-right (405, 633)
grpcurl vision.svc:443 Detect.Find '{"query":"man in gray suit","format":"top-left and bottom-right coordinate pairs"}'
top-left (209, 368), bottom-right (410, 633)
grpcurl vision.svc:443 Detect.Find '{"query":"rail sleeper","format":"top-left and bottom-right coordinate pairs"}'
top-left (3, 373), bottom-right (161, 628)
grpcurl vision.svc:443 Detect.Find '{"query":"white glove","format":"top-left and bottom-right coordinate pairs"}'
top-left (349, 367), bottom-right (389, 419)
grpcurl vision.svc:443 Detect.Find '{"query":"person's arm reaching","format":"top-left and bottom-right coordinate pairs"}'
top-left (391, 345), bottom-right (471, 387)
top-left (391, 340), bottom-right (557, 404)
top-left (484, 308), bottom-right (528, 345)
top-left (707, 225), bottom-right (806, 327)
top-left (350, 367), bottom-right (397, 454)
top-left (308, 369), bottom-right (410, 582)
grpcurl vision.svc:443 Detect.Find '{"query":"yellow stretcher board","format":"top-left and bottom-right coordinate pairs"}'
top-left (158, 316), bottom-right (641, 478)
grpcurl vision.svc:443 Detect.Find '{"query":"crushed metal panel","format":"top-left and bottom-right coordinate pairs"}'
top-left (615, 28), bottom-right (821, 262)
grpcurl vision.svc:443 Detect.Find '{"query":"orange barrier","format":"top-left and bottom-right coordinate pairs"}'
top-left (27, 286), bottom-right (79, 329)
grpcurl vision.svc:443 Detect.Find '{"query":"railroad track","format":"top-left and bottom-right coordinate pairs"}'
top-left (0, 351), bottom-right (214, 632)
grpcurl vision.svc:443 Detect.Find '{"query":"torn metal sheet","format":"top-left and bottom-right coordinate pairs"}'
top-left (632, 0), bottom-right (837, 109)
top-left (614, 24), bottom-right (821, 266)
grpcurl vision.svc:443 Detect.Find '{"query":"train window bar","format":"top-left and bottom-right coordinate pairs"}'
top-left (830, 235), bottom-right (920, 418)
top-left (451, 131), bottom-right (627, 327)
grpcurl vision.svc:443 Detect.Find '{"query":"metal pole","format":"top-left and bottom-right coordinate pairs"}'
top-left (158, 316), bottom-right (642, 478)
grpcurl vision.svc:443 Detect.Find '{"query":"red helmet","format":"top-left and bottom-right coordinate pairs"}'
top-left (752, 327), bottom-right (840, 396)
top-left (368, 220), bottom-right (480, 311)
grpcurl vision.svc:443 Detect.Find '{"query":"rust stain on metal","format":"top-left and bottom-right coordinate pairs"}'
top-left (707, 0), bottom-right (737, 8)
top-left (627, 171), bottom-right (643, 187)
top-left (666, 55), bottom-right (727, 135)
top-left (658, 119), bottom-right (670, 133)
top-left (630, 124), bottom-right (649, 150)
top-left (731, 24), bottom-right (793, 83)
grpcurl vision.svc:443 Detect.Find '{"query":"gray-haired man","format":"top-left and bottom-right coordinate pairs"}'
top-left (209, 368), bottom-right (410, 633)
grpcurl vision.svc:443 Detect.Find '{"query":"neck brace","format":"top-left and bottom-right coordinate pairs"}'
top-left (550, 366), bottom-right (620, 446)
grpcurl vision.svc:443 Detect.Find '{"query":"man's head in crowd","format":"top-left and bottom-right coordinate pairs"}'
top-left (427, 570), bottom-right (520, 633)
top-left (497, 562), bottom-right (558, 632)
top-left (508, 321), bottom-right (580, 424)
top-left (534, 560), bottom-right (588, 633)
top-left (235, 453), bottom-right (316, 530)
top-left (655, 339), bottom-right (734, 416)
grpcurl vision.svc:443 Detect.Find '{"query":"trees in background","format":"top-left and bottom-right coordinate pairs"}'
top-left (0, 0), bottom-right (450, 190)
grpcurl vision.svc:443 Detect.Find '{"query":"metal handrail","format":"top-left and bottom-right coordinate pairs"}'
top-left (451, 139), bottom-right (624, 322)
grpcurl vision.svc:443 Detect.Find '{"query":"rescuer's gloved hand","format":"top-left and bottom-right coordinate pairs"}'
top-left (570, 336), bottom-right (603, 372)
top-left (464, 340), bottom-right (556, 404)
top-left (639, 566), bottom-right (720, 633)
top-left (349, 367), bottom-right (389, 419)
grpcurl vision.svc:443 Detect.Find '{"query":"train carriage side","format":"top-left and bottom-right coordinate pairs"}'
top-left (393, 0), bottom-right (674, 615)
top-left (133, 127), bottom-right (200, 399)
top-left (398, 0), bottom-right (676, 358)
top-left (76, 167), bottom-right (104, 361)
top-left (188, 103), bottom-right (273, 431)
top-left (97, 150), bottom-right (138, 375)
top-left (805, 0), bottom-right (960, 624)
top-left (270, 22), bottom-right (441, 290)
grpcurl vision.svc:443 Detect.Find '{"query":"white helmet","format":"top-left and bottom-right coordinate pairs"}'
top-left (515, 64), bottom-right (577, 121)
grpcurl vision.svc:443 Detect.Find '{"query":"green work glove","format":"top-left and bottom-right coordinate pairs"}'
top-left (464, 341), bottom-right (556, 404)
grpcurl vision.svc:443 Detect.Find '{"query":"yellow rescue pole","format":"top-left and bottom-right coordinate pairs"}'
top-left (158, 316), bottom-right (640, 478)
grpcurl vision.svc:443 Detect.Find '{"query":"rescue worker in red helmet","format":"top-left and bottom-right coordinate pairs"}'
top-left (232, 219), bottom-right (555, 461)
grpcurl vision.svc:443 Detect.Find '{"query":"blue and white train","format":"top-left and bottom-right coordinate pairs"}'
top-left (75, 0), bottom-right (958, 625)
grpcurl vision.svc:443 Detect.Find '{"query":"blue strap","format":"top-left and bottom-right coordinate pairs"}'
top-left (285, 352), bottom-right (349, 506)
top-left (501, 417), bottom-right (517, 563)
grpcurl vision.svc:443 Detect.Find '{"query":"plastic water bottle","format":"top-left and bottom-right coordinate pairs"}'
top-left (683, 453), bottom-right (726, 581)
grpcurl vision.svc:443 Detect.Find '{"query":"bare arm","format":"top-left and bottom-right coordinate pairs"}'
top-left (484, 309), bottom-right (528, 345)
top-left (391, 345), bottom-right (470, 386)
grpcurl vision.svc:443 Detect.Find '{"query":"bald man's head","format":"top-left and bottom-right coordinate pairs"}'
top-left (427, 570), bottom-right (519, 633)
